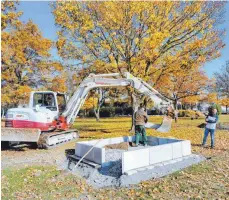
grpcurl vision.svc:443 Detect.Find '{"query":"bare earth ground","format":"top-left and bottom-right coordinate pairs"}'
top-left (1, 116), bottom-right (229, 199)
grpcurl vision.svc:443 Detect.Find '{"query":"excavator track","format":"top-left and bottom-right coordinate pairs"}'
top-left (37, 129), bottom-right (79, 149)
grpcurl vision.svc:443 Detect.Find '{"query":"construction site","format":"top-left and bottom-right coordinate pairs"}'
top-left (1, 73), bottom-right (217, 190)
top-left (2, 1), bottom-right (229, 199)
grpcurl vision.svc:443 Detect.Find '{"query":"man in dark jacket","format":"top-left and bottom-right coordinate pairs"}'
top-left (134, 103), bottom-right (148, 146)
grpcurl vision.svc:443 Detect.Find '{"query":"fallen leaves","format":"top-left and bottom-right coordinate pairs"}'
top-left (2, 116), bottom-right (229, 199)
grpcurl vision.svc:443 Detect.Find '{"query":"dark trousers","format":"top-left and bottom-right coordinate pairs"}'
top-left (135, 125), bottom-right (147, 145)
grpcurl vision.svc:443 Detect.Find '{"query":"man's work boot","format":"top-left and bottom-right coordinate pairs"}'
top-left (132, 142), bottom-right (138, 147)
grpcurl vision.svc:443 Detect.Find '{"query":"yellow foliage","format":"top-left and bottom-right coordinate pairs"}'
top-left (220, 98), bottom-right (229, 106)
top-left (81, 97), bottom-right (97, 110)
top-left (1, 5), bottom-right (64, 106)
top-left (1, 1), bottom-right (22, 30)
top-left (50, 77), bottom-right (67, 93)
top-left (53, 1), bottom-right (225, 105)
top-left (207, 93), bottom-right (218, 103)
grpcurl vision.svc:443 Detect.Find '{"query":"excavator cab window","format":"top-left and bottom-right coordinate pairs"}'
top-left (57, 93), bottom-right (66, 113)
top-left (33, 93), bottom-right (57, 111)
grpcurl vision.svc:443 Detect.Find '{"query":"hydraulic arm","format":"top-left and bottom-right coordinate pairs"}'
top-left (56, 72), bottom-right (171, 130)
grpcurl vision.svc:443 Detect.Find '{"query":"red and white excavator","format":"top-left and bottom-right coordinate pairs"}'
top-left (1, 72), bottom-right (172, 148)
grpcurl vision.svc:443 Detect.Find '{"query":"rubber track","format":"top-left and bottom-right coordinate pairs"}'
top-left (38, 129), bottom-right (79, 149)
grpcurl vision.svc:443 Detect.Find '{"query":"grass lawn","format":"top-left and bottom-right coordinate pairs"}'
top-left (2, 115), bottom-right (229, 199)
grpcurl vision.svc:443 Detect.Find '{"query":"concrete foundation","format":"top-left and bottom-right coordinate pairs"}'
top-left (75, 136), bottom-right (192, 174)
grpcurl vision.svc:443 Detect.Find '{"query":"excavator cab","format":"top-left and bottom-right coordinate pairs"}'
top-left (31, 91), bottom-right (67, 113)
top-left (33, 92), bottom-right (56, 111)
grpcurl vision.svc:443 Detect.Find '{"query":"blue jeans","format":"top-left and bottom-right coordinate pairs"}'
top-left (202, 128), bottom-right (215, 147)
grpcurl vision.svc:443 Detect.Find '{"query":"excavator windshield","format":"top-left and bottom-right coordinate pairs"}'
top-left (33, 93), bottom-right (57, 111)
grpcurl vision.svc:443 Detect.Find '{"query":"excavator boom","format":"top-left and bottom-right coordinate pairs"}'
top-left (60, 72), bottom-right (171, 127)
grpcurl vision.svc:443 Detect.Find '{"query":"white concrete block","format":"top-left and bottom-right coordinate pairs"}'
top-left (149, 144), bottom-right (173, 165)
top-left (79, 144), bottom-right (94, 161)
top-left (93, 147), bottom-right (105, 164)
top-left (75, 143), bottom-right (105, 165)
top-left (122, 148), bottom-right (150, 173)
top-left (172, 142), bottom-right (182, 159)
top-left (182, 140), bottom-right (191, 156)
top-left (75, 143), bottom-right (82, 157)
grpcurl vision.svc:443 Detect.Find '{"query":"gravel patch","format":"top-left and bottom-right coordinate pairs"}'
top-left (66, 149), bottom-right (125, 188)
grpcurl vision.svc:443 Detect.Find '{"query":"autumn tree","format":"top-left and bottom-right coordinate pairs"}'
top-left (1, 2), bottom-right (64, 109)
top-left (53, 1), bottom-right (226, 130)
top-left (206, 92), bottom-right (218, 104)
top-left (81, 96), bottom-right (98, 117)
top-left (157, 69), bottom-right (208, 110)
top-left (220, 98), bottom-right (229, 113)
top-left (1, 0), bottom-right (22, 30)
top-left (181, 96), bottom-right (200, 110)
top-left (214, 60), bottom-right (229, 98)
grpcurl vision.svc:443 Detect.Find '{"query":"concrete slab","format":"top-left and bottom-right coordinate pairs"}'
top-left (172, 142), bottom-right (183, 159)
top-left (149, 144), bottom-right (173, 165)
top-left (79, 144), bottom-right (94, 161)
top-left (122, 148), bottom-right (150, 173)
top-left (75, 143), bottom-right (105, 164)
top-left (93, 147), bottom-right (105, 164)
top-left (181, 140), bottom-right (191, 156)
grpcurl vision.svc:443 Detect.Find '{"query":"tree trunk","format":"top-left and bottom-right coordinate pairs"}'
top-left (174, 99), bottom-right (178, 123)
top-left (226, 105), bottom-right (228, 114)
top-left (1, 108), bottom-right (4, 118)
top-left (130, 92), bottom-right (138, 133)
top-left (93, 88), bottom-right (105, 122)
